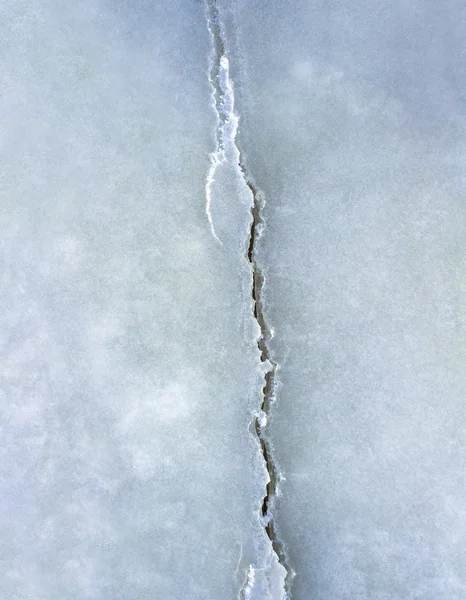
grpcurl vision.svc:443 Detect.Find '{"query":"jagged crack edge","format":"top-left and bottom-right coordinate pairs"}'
top-left (242, 164), bottom-right (295, 599)
top-left (205, 1), bottom-right (294, 596)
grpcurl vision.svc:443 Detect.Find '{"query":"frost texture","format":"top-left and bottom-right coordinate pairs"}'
top-left (225, 0), bottom-right (466, 598)
top-left (1, 1), bottom-right (464, 599)
top-left (0, 1), bottom-right (278, 598)
top-left (205, 50), bottom-right (237, 243)
top-left (205, 2), bottom-right (287, 598)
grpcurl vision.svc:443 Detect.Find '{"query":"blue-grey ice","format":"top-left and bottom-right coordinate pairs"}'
top-left (1, 0), bottom-right (464, 599)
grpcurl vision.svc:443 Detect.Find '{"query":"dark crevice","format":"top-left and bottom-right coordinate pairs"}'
top-left (244, 175), bottom-right (293, 597)
top-left (205, 1), bottom-right (293, 596)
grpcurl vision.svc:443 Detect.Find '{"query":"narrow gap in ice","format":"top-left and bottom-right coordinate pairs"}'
top-left (205, 1), bottom-right (294, 597)
top-left (243, 176), bottom-right (294, 599)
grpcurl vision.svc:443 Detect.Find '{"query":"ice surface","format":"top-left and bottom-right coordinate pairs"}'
top-left (2, 0), bottom-right (465, 598)
top-left (0, 1), bottom-right (282, 598)
top-left (222, 0), bottom-right (466, 598)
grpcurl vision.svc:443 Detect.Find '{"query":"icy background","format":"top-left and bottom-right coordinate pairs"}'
top-left (0, 1), bottom-right (282, 597)
top-left (223, 0), bottom-right (466, 598)
top-left (1, 1), bottom-right (465, 599)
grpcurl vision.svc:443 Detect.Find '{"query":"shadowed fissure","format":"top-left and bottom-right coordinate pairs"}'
top-left (204, 1), bottom-right (293, 597)
top-left (245, 176), bottom-right (293, 595)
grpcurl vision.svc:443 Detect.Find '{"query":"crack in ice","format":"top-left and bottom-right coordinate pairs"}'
top-left (204, 1), bottom-right (293, 597)
top-left (205, 3), bottom-right (239, 244)
top-left (244, 176), bottom-right (294, 599)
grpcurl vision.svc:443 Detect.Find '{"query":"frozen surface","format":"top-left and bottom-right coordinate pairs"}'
top-left (222, 0), bottom-right (466, 598)
top-left (0, 1), bottom-right (282, 598)
top-left (1, 1), bottom-right (465, 598)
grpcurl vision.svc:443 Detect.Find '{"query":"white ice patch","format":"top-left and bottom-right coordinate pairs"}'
top-left (205, 44), bottom-right (240, 243)
top-left (242, 564), bottom-right (256, 600)
top-left (257, 410), bottom-right (268, 429)
top-left (205, 153), bottom-right (223, 244)
top-left (261, 512), bottom-right (273, 527)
